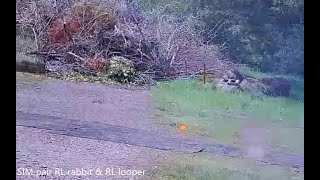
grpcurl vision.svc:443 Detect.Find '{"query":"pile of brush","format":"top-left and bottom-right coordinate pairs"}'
top-left (16, 1), bottom-right (171, 84)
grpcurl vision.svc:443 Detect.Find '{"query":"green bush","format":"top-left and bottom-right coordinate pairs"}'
top-left (106, 56), bottom-right (136, 83)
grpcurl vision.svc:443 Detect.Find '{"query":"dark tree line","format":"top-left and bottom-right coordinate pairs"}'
top-left (140, 0), bottom-right (304, 77)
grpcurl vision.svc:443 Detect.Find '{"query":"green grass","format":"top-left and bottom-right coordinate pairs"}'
top-left (150, 77), bottom-right (305, 179)
top-left (152, 153), bottom-right (303, 180)
top-left (152, 79), bottom-right (303, 125)
top-left (151, 79), bottom-right (304, 152)
top-left (237, 66), bottom-right (272, 79)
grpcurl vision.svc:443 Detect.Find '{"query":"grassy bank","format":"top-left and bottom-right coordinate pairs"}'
top-left (150, 78), bottom-right (304, 180)
top-left (152, 153), bottom-right (303, 180)
top-left (151, 79), bottom-right (304, 152)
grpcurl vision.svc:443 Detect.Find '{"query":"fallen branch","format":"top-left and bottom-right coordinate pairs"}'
top-left (27, 51), bottom-right (63, 57)
top-left (67, 52), bottom-right (85, 62)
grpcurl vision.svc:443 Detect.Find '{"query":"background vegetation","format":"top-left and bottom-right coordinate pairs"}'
top-left (140, 0), bottom-right (304, 77)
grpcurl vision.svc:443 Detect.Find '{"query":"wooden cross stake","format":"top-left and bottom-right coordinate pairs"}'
top-left (201, 63), bottom-right (215, 84)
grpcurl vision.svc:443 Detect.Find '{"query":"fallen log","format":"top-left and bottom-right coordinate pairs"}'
top-left (16, 60), bottom-right (46, 73)
top-left (16, 53), bottom-right (46, 73)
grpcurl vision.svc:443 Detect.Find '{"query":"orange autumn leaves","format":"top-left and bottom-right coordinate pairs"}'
top-left (47, 17), bottom-right (81, 44)
top-left (85, 58), bottom-right (110, 71)
top-left (47, 3), bottom-right (115, 45)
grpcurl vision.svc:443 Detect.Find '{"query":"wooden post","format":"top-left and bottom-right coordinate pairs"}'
top-left (203, 63), bottom-right (206, 84)
top-left (201, 63), bottom-right (214, 84)
top-left (185, 60), bottom-right (188, 77)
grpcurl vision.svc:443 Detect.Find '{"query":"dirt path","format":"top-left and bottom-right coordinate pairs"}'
top-left (16, 78), bottom-right (169, 180)
top-left (16, 75), bottom-right (304, 179)
top-left (16, 79), bottom-right (157, 131)
top-left (16, 126), bottom-right (165, 180)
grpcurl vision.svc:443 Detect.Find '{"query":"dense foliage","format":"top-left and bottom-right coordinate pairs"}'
top-left (140, 0), bottom-right (304, 77)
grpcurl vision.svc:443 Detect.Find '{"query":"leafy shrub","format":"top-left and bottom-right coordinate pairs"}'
top-left (106, 56), bottom-right (136, 83)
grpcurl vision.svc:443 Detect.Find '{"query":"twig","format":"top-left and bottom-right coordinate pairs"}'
top-left (41, 15), bottom-right (55, 33)
top-left (129, 11), bottom-right (146, 42)
top-left (93, 50), bottom-right (104, 59)
top-left (79, 12), bottom-right (111, 35)
top-left (206, 15), bottom-right (227, 37)
top-left (67, 52), bottom-right (85, 62)
top-left (30, 25), bottom-right (39, 51)
top-left (207, 22), bottom-right (226, 44)
top-left (27, 51), bottom-right (63, 57)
